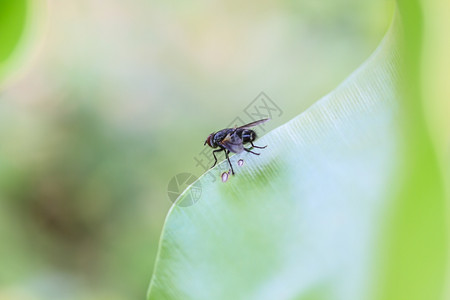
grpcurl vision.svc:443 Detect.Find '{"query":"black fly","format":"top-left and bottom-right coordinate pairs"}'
top-left (204, 118), bottom-right (269, 175)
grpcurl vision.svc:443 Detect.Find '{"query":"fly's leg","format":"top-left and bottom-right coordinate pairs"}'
top-left (244, 148), bottom-right (260, 155)
top-left (250, 141), bottom-right (267, 149)
top-left (225, 150), bottom-right (235, 175)
top-left (211, 149), bottom-right (223, 168)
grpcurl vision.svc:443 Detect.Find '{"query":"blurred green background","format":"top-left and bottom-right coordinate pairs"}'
top-left (0, 0), bottom-right (398, 299)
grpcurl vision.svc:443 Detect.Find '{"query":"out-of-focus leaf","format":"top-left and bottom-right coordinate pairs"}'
top-left (376, 1), bottom-right (447, 299)
top-left (0, 0), bottom-right (27, 74)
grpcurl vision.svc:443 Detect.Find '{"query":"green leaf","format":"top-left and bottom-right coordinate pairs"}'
top-left (148, 7), bottom-right (446, 299)
top-left (148, 16), bottom-right (401, 300)
top-left (375, 1), bottom-right (447, 299)
top-left (0, 0), bottom-right (28, 82)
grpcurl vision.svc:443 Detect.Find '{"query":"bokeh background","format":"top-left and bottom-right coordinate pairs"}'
top-left (0, 0), bottom-right (393, 299)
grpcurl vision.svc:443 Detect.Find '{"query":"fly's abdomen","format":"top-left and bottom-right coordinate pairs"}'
top-left (241, 129), bottom-right (256, 144)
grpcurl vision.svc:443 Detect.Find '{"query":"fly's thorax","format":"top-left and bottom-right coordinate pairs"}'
top-left (212, 128), bottom-right (232, 145)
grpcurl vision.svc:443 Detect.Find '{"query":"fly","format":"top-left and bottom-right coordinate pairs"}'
top-left (204, 118), bottom-right (269, 175)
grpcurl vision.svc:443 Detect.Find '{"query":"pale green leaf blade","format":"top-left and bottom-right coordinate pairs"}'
top-left (148, 17), bottom-right (401, 300)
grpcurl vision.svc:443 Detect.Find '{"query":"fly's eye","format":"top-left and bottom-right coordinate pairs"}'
top-left (204, 134), bottom-right (214, 147)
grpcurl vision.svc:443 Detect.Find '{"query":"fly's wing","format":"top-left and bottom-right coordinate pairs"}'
top-left (237, 118), bottom-right (270, 129)
top-left (220, 131), bottom-right (244, 153)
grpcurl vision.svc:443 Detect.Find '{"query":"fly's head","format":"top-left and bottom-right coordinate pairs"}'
top-left (204, 133), bottom-right (217, 148)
